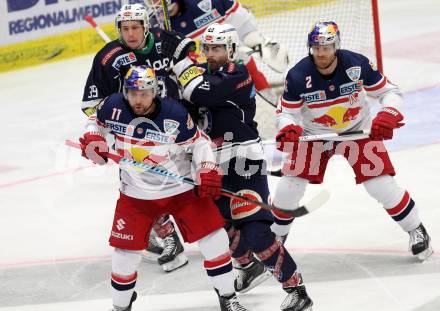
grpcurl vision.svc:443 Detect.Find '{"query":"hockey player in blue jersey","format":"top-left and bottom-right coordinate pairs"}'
top-left (79, 65), bottom-right (249, 311)
top-left (273, 21), bottom-right (433, 261)
top-left (145, 0), bottom-right (289, 105)
top-left (81, 3), bottom-right (189, 272)
top-left (160, 23), bottom-right (313, 311)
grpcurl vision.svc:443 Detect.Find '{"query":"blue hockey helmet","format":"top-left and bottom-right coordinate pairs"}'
top-left (307, 21), bottom-right (341, 50)
top-left (123, 65), bottom-right (158, 98)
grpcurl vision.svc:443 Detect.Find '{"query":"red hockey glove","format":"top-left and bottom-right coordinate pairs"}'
top-left (195, 162), bottom-right (223, 200)
top-left (79, 132), bottom-right (108, 165)
top-left (275, 124), bottom-right (303, 152)
top-left (370, 107), bottom-right (404, 141)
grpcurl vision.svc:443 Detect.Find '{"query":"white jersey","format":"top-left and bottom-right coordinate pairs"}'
top-left (277, 50), bottom-right (403, 140)
top-left (86, 93), bottom-right (215, 200)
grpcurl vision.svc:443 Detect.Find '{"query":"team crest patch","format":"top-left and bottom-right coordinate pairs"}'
top-left (163, 119), bottom-right (180, 134)
top-left (230, 190), bottom-right (262, 220)
top-left (197, 0), bottom-right (212, 12)
top-left (346, 66), bottom-right (361, 81)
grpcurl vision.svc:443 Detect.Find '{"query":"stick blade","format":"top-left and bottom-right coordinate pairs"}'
top-left (292, 189), bottom-right (330, 217)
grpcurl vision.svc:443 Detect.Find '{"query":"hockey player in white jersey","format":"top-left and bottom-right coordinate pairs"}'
top-left (79, 65), bottom-right (249, 310)
top-left (273, 21), bottom-right (433, 261)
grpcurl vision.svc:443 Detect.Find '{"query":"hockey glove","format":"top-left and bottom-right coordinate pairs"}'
top-left (370, 107), bottom-right (404, 141)
top-left (195, 162), bottom-right (223, 200)
top-left (275, 124), bottom-right (303, 152)
top-left (79, 132), bottom-right (108, 165)
top-left (160, 30), bottom-right (196, 63)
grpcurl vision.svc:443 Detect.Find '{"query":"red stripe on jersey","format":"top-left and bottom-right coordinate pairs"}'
top-left (281, 98), bottom-right (303, 109)
top-left (308, 96), bottom-right (350, 109)
top-left (178, 129), bottom-right (201, 146)
top-left (111, 271), bottom-right (137, 284)
top-left (225, 1), bottom-right (240, 16)
top-left (364, 77), bottom-right (387, 92)
top-left (115, 134), bottom-right (157, 146)
top-left (386, 191), bottom-right (410, 216)
top-left (204, 253), bottom-right (232, 269)
top-left (272, 209), bottom-right (295, 221)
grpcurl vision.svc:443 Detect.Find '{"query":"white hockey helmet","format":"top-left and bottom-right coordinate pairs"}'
top-left (201, 23), bottom-right (239, 62)
top-left (115, 4), bottom-right (150, 38)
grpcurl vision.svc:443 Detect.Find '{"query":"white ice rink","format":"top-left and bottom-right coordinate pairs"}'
top-left (1, 0), bottom-right (439, 310)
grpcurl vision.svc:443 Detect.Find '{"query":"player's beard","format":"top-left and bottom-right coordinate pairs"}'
top-left (315, 54), bottom-right (337, 70)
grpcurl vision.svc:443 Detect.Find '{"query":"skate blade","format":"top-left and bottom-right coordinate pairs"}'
top-left (162, 253), bottom-right (189, 272)
top-left (237, 269), bottom-right (273, 294)
top-left (416, 246), bottom-right (433, 262)
top-left (141, 250), bottom-right (161, 263)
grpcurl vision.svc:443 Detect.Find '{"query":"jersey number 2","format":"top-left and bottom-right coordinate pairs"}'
top-left (306, 76), bottom-right (312, 88)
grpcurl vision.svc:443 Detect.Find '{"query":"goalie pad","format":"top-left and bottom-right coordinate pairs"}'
top-left (243, 31), bottom-right (289, 73)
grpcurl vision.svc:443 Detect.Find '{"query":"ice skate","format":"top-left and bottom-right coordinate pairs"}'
top-left (409, 223), bottom-right (433, 261)
top-left (219, 293), bottom-right (249, 311)
top-left (141, 233), bottom-right (164, 263)
top-left (234, 254), bottom-right (272, 293)
top-left (111, 291), bottom-right (137, 311)
top-left (281, 273), bottom-right (313, 311)
top-left (157, 231), bottom-right (189, 272)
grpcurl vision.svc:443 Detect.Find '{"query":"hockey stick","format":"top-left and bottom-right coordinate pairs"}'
top-left (161, 0), bottom-right (172, 31)
top-left (84, 15), bottom-right (111, 43)
top-left (66, 139), bottom-right (328, 217)
top-left (299, 129), bottom-right (371, 142)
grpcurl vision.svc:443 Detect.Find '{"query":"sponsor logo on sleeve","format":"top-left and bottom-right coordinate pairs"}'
top-left (178, 66), bottom-right (203, 86)
top-left (112, 52), bottom-right (137, 70)
top-left (340, 80), bottom-right (363, 95)
top-left (301, 90), bottom-right (326, 103)
top-left (346, 66), bottom-right (361, 81)
top-left (193, 9), bottom-right (221, 29)
top-left (101, 46), bottom-right (123, 66)
top-left (105, 120), bottom-right (135, 136)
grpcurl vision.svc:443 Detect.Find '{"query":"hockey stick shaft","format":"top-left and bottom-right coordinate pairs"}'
top-left (66, 139), bottom-right (327, 217)
top-left (85, 15), bottom-right (111, 43)
top-left (299, 129), bottom-right (371, 142)
top-left (161, 0), bottom-right (172, 31)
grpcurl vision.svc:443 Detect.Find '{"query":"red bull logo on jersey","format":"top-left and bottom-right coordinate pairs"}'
top-left (312, 106), bottom-right (362, 129)
top-left (302, 90), bottom-right (326, 103)
top-left (340, 80), bottom-right (363, 95)
top-left (129, 147), bottom-right (168, 166)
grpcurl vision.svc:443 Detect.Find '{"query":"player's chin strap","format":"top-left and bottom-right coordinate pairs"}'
top-left (66, 139), bottom-right (329, 217)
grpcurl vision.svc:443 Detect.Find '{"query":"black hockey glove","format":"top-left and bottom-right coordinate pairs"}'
top-left (161, 30), bottom-right (196, 63)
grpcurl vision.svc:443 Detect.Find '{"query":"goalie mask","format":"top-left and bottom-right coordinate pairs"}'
top-left (123, 65), bottom-right (158, 99)
top-left (201, 23), bottom-right (239, 62)
top-left (115, 4), bottom-right (150, 44)
top-left (307, 21), bottom-right (341, 52)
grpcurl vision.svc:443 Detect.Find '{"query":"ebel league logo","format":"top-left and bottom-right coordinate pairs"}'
top-left (346, 66), bottom-right (361, 81)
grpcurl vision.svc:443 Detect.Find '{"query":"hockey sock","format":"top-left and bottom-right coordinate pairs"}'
top-left (198, 229), bottom-right (235, 296)
top-left (363, 175), bottom-right (421, 231)
top-left (111, 248), bottom-right (141, 308)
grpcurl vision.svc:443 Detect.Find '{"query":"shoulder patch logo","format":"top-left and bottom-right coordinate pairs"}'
top-left (197, 0), bottom-right (212, 12)
top-left (163, 119), bottom-right (180, 134)
top-left (346, 66), bottom-right (361, 81)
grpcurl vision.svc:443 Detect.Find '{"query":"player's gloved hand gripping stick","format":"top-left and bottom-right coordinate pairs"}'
top-left (66, 139), bottom-right (329, 217)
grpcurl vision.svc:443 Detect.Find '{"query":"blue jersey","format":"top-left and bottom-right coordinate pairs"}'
top-left (82, 28), bottom-right (179, 116)
top-left (277, 50), bottom-right (402, 136)
top-left (86, 93), bottom-right (215, 200)
top-left (176, 59), bottom-right (264, 161)
top-left (170, 0), bottom-right (239, 39)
